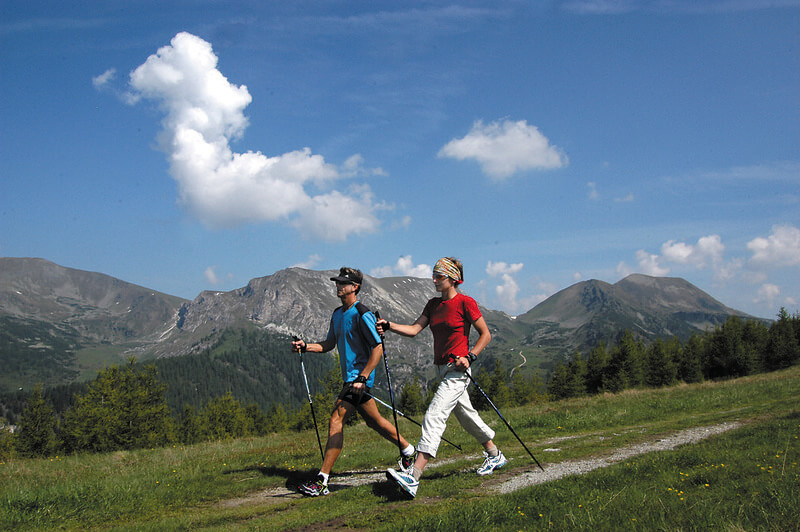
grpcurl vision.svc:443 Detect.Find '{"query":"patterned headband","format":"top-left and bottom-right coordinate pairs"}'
top-left (433, 258), bottom-right (463, 284)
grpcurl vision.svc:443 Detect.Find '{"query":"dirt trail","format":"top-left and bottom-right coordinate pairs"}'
top-left (488, 421), bottom-right (742, 494)
top-left (217, 420), bottom-right (743, 510)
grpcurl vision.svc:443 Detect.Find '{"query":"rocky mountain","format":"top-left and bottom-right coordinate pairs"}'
top-left (516, 273), bottom-right (752, 357)
top-left (156, 268), bottom-right (443, 382)
top-left (0, 258), bottom-right (186, 342)
top-left (0, 258), bottom-right (756, 393)
top-left (0, 258), bottom-right (188, 391)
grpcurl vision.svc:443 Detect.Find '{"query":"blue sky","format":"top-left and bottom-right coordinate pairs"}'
top-left (2, 1), bottom-right (799, 320)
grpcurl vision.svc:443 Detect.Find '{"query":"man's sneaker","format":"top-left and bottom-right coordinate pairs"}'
top-left (386, 467), bottom-right (418, 498)
top-left (476, 451), bottom-right (507, 475)
top-left (398, 452), bottom-right (416, 473)
top-left (297, 475), bottom-right (329, 497)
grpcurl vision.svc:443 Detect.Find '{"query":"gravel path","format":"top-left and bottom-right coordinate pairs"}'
top-left (218, 420), bottom-right (743, 509)
top-left (492, 421), bottom-right (742, 494)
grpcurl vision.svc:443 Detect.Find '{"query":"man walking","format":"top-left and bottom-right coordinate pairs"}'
top-left (291, 267), bottom-right (416, 496)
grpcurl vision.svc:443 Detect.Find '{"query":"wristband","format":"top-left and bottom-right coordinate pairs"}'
top-left (354, 375), bottom-right (367, 384)
top-left (467, 352), bottom-right (477, 364)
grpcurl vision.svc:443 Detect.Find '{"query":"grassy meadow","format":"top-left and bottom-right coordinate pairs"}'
top-left (2, 366), bottom-right (799, 531)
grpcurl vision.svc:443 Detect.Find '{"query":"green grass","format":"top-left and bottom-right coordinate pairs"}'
top-left (2, 366), bottom-right (799, 531)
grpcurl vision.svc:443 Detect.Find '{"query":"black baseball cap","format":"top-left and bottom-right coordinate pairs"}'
top-left (330, 267), bottom-right (363, 285)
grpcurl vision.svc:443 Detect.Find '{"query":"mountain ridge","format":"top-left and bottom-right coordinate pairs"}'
top-left (0, 257), bottom-right (758, 393)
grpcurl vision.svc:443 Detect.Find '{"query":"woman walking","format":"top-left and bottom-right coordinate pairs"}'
top-left (379, 257), bottom-right (506, 498)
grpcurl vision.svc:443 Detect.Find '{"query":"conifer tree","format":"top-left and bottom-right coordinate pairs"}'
top-left (677, 333), bottom-right (704, 383)
top-left (763, 308), bottom-right (800, 370)
top-left (547, 361), bottom-right (574, 400)
top-left (199, 392), bottom-right (251, 439)
top-left (398, 376), bottom-right (425, 415)
top-left (645, 338), bottom-right (677, 387)
top-left (585, 342), bottom-right (608, 394)
top-left (61, 359), bottom-right (174, 452)
top-left (15, 384), bottom-right (58, 457)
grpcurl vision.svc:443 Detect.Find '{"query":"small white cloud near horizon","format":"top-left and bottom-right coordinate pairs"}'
top-left (485, 260), bottom-right (545, 314)
top-left (292, 254), bottom-right (322, 269)
top-left (124, 31), bottom-right (382, 241)
top-left (438, 119), bottom-right (568, 180)
top-left (204, 265), bottom-right (220, 285)
top-left (747, 224), bottom-right (800, 267)
top-left (370, 255), bottom-right (431, 278)
top-left (754, 283), bottom-right (781, 307)
top-left (661, 234), bottom-right (725, 270)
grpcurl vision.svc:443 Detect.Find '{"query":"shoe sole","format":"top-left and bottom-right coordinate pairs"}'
top-left (386, 469), bottom-right (417, 499)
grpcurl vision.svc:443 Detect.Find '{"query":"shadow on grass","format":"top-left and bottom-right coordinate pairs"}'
top-left (223, 465), bottom-right (319, 492)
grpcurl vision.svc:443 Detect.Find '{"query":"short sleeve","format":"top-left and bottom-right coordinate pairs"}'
top-left (358, 311), bottom-right (382, 348)
top-left (463, 296), bottom-right (482, 323)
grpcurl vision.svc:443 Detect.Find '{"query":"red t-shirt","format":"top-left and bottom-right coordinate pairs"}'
top-left (422, 293), bottom-right (483, 365)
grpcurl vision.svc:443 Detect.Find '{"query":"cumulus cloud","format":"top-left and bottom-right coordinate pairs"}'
top-left (204, 266), bottom-right (220, 285)
top-left (92, 68), bottom-right (116, 90)
top-left (485, 260), bottom-right (545, 314)
top-left (438, 119), bottom-right (568, 180)
top-left (620, 234), bottom-right (742, 282)
top-left (126, 32), bottom-right (381, 240)
top-left (370, 255), bottom-right (431, 278)
top-left (661, 234), bottom-right (725, 270)
top-left (754, 283), bottom-right (781, 307)
top-left (635, 249), bottom-right (671, 276)
top-left (747, 224), bottom-right (800, 267)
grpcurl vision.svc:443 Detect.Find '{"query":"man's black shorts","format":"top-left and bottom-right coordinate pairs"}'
top-left (338, 382), bottom-right (372, 406)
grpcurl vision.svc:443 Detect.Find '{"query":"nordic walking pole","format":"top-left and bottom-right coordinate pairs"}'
top-left (451, 356), bottom-right (544, 471)
top-left (365, 392), bottom-right (462, 451)
top-left (293, 335), bottom-right (324, 462)
top-left (374, 311), bottom-right (405, 458)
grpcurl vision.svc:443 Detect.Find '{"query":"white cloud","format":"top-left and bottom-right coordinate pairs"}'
top-left (340, 153), bottom-right (387, 178)
top-left (486, 260), bottom-right (523, 277)
top-left (564, 0), bottom-right (796, 15)
top-left (573, 271), bottom-right (583, 282)
top-left (747, 224), bottom-right (800, 267)
top-left (485, 260), bottom-right (544, 314)
top-left (635, 249), bottom-right (670, 276)
top-left (370, 255), bottom-right (431, 278)
top-left (126, 32), bottom-right (382, 241)
top-left (92, 68), bottom-right (116, 89)
top-left (438, 119), bottom-right (568, 180)
top-left (292, 254), bottom-right (322, 269)
top-left (754, 283), bottom-right (781, 306)
top-left (614, 193), bottom-right (635, 203)
top-left (204, 266), bottom-right (220, 285)
top-left (616, 260), bottom-right (634, 278)
top-left (661, 234), bottom-right (725, 269)
top-left (391, 215), bottom-right (412, 230)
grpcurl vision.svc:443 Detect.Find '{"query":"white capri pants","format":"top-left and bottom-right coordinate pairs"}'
top-left (416, 363), bottom-right (495, 458)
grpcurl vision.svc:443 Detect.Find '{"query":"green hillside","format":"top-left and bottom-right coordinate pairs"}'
top-left (2, 365), bottom-right (798, 530)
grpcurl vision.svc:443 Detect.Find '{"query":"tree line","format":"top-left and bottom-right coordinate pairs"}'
top-left (2, 309), bottom-right (798, 461)
top-left (547, 309), bottom-right (800, 399)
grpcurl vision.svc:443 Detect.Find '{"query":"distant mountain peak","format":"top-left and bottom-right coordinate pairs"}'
top-left (0, 258), bottom-right (755, 393)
